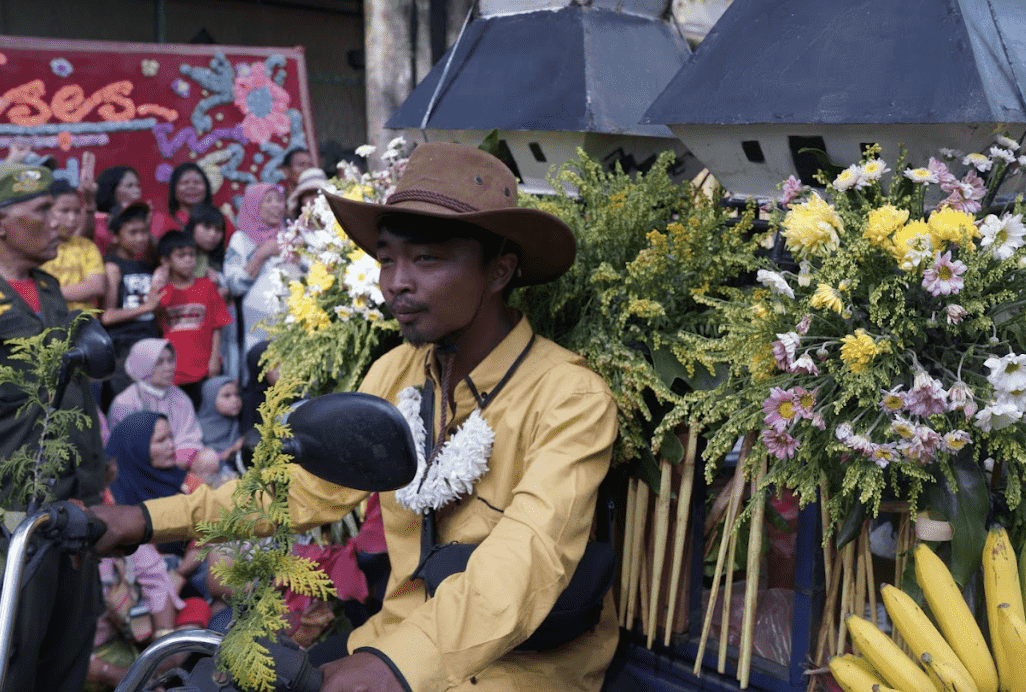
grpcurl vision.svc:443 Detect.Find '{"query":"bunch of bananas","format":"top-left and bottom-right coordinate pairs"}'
top-left (828, 526), bottom-right (1026, 692)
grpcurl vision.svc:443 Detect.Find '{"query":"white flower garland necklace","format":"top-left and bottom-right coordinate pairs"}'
top-left (394, 385), bottom-right (494, 513)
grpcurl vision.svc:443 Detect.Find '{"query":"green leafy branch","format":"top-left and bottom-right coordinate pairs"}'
top-left (0, 317), bottom-right (91, 514)
top-left (197, 377), bottom-right (334, 692)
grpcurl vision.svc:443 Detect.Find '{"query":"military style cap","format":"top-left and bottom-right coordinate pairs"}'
top-left (0, 163), bottom-right (55, 208)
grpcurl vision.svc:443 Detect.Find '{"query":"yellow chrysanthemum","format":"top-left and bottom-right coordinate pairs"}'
top-left (891, 220), bottom-right (930, 263)
top-left (863, 205), bottom-right (909, 250)
top-left (781, 193), bottom-right (843, 260)
top-left (928, 207), bottom-right (978, 249)
top-left (840, 329), bottom-right (878, 373)
top-left (810, 283), bottom-right (844, 314)
top-left (751, 343), bottom-right (776, 382)
top-left (306, 261), bottom-right (335, 296)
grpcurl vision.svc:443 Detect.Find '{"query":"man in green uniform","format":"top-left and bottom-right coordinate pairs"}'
top-left (0, 162), bottom-right (106, 692)
top-left (95, 143), bottom-right (619, 692)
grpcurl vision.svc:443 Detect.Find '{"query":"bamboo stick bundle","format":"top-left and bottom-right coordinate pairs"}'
top-left (819, 474), bottom-right (833, 594)
top-left (639, 547), bottom-right (650, 636)
top-left (738, 456), bottom-right (767, 688)
top-left (626, 480), bottom-right (650, 631)
top-left (663, 428), bottom-right (698, 646)
top-left (693, 448), bottom-right (749, 677)
top-left (864, 524), bottom-right (877, 628)
top-left (836, 540), bottom-right (856, 657)
top-left (619, 478), bottom-right (638, 626)
top-left (647, 459), bottom-right (673, 648)
top-left (852, 527), bottom-right (868, 655)
top-left (718, 501), bottom-right (740, 674)
top-left (810, 548), bottom-right (845, 692)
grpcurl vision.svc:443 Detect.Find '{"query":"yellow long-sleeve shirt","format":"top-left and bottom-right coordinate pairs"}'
top-left (145, 314), bottom-right (619, 691)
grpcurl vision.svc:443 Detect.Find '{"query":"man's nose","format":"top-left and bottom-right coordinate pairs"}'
top-left (384, 261), bottom-right (413, 295)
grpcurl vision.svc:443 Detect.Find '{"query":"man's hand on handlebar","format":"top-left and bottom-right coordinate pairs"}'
top-left (88, 504), bottom-right (147, 555)
top-left (319, 652), bottom-right (404, 692)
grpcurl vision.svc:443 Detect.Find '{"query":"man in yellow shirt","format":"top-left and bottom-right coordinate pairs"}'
top-left (94, 143), bottom-right (619, 692)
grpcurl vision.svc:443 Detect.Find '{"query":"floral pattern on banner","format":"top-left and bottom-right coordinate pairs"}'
top-left (233, 61), bottom-right (291, 144)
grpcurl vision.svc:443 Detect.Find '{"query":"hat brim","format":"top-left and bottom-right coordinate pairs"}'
top-left (323, 192), bottom-right (576, 287)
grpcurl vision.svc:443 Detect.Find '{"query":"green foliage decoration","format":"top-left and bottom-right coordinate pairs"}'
top-left (516, 149), bottom-right (762, 486)
top-left (676, 141), bottom-right (1026, 546)
top-left (197, 377), bottom-right (334, 691)
top-left (0, 316), bottom-right (92, 515)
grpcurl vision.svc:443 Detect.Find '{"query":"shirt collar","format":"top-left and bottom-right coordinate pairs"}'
top-left (420, 310), bottom-right (535, 414)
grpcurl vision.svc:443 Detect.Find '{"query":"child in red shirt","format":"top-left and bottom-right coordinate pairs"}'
top-left (156, 231), bottom-right (233, 410)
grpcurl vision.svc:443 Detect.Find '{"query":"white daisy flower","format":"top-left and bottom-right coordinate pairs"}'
top-left (940, 148), bottom-right (962, 159)
top-left (984, 352), bottom-right (1026, 393)
top-left (974, 401), bottom-right (1022, 432)
top-left (904, 167), bottom-right (939, 185)
top-left (833, 164), bottom-right (864, 191)
top-left (979, 213), bottom-right (1026, 260)
top-left (991, 146), bottom-right (1016, 164)
top-left (963, 152), bottom-right (993, 172)
top-left (355, 144), bottom-right (376, 158)
top-left (756, 269), bottom-right (795, 299)
top-left (861, 159), bottom-right (890, 181)
top-left (995, 134), bottom-right (1020, 151)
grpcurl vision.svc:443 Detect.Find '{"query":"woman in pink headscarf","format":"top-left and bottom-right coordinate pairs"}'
top-left (224, 183), bottom-right (292, 363)
top-left (107, 338), bottom-right (219, 482)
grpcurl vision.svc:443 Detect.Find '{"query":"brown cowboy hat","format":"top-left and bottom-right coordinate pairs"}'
top-left (323, 142), bottom-right (575, 286)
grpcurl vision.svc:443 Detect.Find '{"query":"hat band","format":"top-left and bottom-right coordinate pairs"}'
top-left (387, 188), bottom-right (479, 214)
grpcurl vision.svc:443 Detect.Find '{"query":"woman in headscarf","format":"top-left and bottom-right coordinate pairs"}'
top-left (107, 338), bottom-right (219, 483)
top-left (224, 182), bottom-right (295, 370)
top-left (196, 375), bottom-right (244, 477)
top-left (106, 411), bottom-right (187, 505)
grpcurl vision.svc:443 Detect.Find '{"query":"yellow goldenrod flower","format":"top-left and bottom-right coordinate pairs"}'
top-left (627, 298), bottom-right (666, 319)
top-left (810, 283), bottom-right (844, 314)
top-left (840, 329), bottom-right (878, 373)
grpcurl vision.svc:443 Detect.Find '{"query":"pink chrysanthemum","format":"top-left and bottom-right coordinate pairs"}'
top-left (772, 332), bottom-right (800, 371)
top-left (905, 371), bottom-right (948, 417)
top-left (922, 250), bottom-right (967, 296)
top-left (762, 387), bottom-right (798, 431)
top-left (939, 171), bottom-right (986, 214)
top-left (761, 427), bottom-right (800, 460)
top-left (869, 443), bottom-right (899, 469)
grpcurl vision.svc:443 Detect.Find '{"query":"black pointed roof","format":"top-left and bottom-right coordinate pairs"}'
top-left (644, 0), bottom-right (1026, 126)
top-left (387, 5), bottom-right (688, 136)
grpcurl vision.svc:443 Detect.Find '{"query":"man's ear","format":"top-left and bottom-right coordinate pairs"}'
top-left (487, 252), bottom-right (518, 294)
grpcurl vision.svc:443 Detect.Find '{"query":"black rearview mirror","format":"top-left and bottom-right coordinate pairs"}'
top-left (65, 315), bottom-right (116, 381)
top-left (282, 392), bottom-right (418, 492)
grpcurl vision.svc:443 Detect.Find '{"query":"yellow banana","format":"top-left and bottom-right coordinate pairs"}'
top-left (920, 652), bottom-right (982, 692)
top-left (830, 655), bottom-right (885, 692)
top-left (983, 526), bottom-right (1025, 692)
top-left (881, 583), bottom-right (978, 692)
top-left (839, 653), bottom-right (883, 680)
top-left (915, 544), bottom-right (998, 692)
top-left (846, 614), bottom-right (935, 692)
top-left (995, 604), bottom-right (1026, 692)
